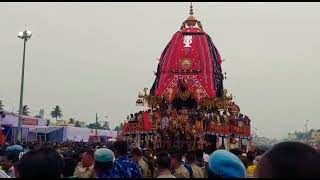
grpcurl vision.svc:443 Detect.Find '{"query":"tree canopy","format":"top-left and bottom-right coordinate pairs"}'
top-left (22, 105), bottom-right (30, 116)
top-left (50, 105), bottom-right (63, 120)
top-left (0, 100), bottom-right (4, 110)
top-left (68, 117), bottom-right (75, 124)
top-left (114, 122), bottom-right (123, 131)
top-left (74, 121), bottom-right (82, 127)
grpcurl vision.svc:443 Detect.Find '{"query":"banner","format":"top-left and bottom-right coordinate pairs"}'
top-left (143, 112), bottom-right (152, 131)
top-left (22, 118), bottom-right (38, 126)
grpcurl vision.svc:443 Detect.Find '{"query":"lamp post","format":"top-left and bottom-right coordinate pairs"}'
top-left (96, 113), bottom-right (98, 136)
top-left (16, 29), bottom-right (32, 143)
top-left (304, 120), bottom-right (309, 144)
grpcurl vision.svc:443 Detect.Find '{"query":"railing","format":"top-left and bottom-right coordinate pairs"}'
top-left (123, 122), bottom-right (251, 138)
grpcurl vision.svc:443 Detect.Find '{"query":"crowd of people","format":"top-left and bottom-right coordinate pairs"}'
top-left (127, 107), bottom-right (251, 130)
top-left (0, 140), bottom-right (319, 178)
top-left (124, 106), bottom-right (251, 151)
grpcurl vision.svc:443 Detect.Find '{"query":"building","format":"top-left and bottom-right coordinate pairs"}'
top-left (0, 110), bottom-right (47, 142)
top-left (0, 110), bottom-right (118, 143)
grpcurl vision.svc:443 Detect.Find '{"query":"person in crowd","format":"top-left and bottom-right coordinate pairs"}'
top-left (15, 147), bottom-right (65, 178)
top-left (230, 148), bottom-right (242, 157)
top-left (169, 148), bottom-right (190, 178)
top-left (0, 148), bottom-right (11, 178)
top-left (207, 149), bottom-right (247, 178)
top-left (62, 156), bottom-right (77, 178)
top-left (186, 150), bottom-right (204, 178)
top-left (239, 154), bottom-right (249, 168)
top-left (94, 148), bottom-right (119, 178)
top-left (131, 148), bottom-right (149, 178)
top-left (246, 151), bottom-right (257, 178)
top-left (156, 151), bottom-right (176, 178)
top-left (182, 152), bottom-right (193, 178)
top-left (0, 168), bottom-right (10, 178)
top-left (73, 149), bottom-right (95, 178)
top-left (113, 140), bottom-right (142, 178)
top-left (195, 149), bottom-right (206, 177)
top-left (4, 144), bottom-right (24, 178)
top-left (255, 142), bottom-right (320, 178)
top-left (161, 112), bottom-right (169, 130)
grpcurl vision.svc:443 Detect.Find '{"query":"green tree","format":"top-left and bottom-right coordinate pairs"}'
top-left (0, 100), bottom-right (4, 110)
top-left (50, 105), bottom-right (63, 121)
top-left (22, 105), bottom-right (30, 116)
top-left (68, 117), bottom-right (75, 124)
top-left (74, 121), bottom-right (82, 127)
top-left (114, 122), bottom-right (123, 131)
top-left (102, 120), bottom-right (110, 130)
top-left (87, 121), bottom-right (103, 129)
top-left (46, 119), bottom-right (51, 126)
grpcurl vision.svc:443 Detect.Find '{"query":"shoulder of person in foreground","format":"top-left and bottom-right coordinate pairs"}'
top-left (0, 169), bottom-right (10, 178)
top-left (174, 165), bottom-right (190, 178)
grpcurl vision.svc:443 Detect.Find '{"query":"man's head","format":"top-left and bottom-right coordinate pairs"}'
top-left (230, 148), bottom-right (242, 157)
top-left (208, 150), bottom-right (246, 178)
top-left (143, 148), bottom-right (151, 158)
top-left (157, 151), bottom-right (171, 170)
top-left (255, 142), bottom-right (320, 178)
top-left (15, 147), bottom-right (64, 178)
top-left (246, 151), bottom-right (255, 164)
top-left (131, 148), bottom-right (142, 162)
top-left (195, 149), bottom-right (204, 163)
top-left (113, 140), bottom-right (128, 158)
top-left (81, 149), bottom-right (94, 167)
top-left (186, 150), bottom-right (196, 163)
top-left (169, 147), bottom-right (183, 170)
top-left (94, 148), bottom-right (115, 175)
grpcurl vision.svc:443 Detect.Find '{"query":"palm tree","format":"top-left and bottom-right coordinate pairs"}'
top-left (102, 120), bottom-right (110, 130)
top-left (68, 117), bottom-right (75, 124)
top-left (0, 100), bottom-right (4, 110)
top-left (87, 121), bottom-right (102, 129)
top-left (50, 105), bottom-right (63, 121)
top-left (74, 121), bottom-right (82, 127)
top-left (22, 105), bottom-right (30, 116)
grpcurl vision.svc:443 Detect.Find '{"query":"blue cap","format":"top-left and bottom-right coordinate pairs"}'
top-left (94, 148), bottom-right (114, 163)
top-left (208, 150), bottom-right (246, 178)
top-left (6, 145), bottom-right (24, 152)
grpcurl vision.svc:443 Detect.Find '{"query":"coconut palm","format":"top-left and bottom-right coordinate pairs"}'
top-left (22, 105), bottom-right (30, 116)
top-left (68, 117), bottom-right (75, 124)
top-left (0, 100), bottom-right (4, 110)
top-left (50, 105), bottom-right (63, 121)
top-left (74, 121), bottom-right (82, 127)
top-left (102, 120), bottom-right (110, 130)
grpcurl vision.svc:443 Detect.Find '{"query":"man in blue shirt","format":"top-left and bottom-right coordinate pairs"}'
top-left (112, 141), bottom-right (142, 178)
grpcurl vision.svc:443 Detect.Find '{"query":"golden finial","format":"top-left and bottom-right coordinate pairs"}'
top-left (189, 2), bottom-right (194, 16)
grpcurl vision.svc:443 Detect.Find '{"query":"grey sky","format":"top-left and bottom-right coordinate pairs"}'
top-left (0, 2), bottom-right (319, 139)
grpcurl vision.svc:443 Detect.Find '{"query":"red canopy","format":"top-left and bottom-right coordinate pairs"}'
top-left (151, 25), bottom-right (224, 102)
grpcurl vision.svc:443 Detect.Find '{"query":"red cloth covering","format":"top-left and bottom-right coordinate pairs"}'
top-left (0, 130), bottom-right (4, 145)
top-left (154, 27), bottom-right (222, 102)
top-left (143, 112), bottom-right (152, 131)
top-left (123, 123), bottom-right (129, 133)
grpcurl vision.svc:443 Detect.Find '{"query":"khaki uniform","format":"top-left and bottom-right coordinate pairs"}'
top-left (191, 163), bottom-right (205, 178)
top-left (173, 164), bottom-right (190, 178)
top-left (157, 169), bottom-right (176, 178)
top-left (73, 162), bottom-right (95, 178)
top-left (139, 158), bottom-right (149, 178)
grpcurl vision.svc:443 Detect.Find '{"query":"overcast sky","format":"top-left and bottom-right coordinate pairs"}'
top-left (0, 2), bottom-right (319, 139)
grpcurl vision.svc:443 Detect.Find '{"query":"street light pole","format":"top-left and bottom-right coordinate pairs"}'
top-left (16, 29), bottom-right (32, 143)
top-left (305, 120), bottom-right (309, 144)
top-left (96, 113), bottom-right (98, 136)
